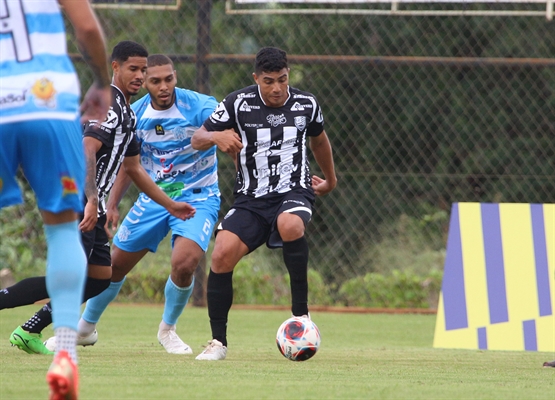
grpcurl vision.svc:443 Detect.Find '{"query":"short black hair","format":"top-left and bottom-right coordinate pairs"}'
top-left (111, 41), bottom-right (148, 63)
top-left (254, 47), bottom-right (288, 74)
top-left (147, 54), bottom-right (173, 68)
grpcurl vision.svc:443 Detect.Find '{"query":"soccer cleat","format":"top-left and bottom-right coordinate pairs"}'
top-left (46, 350), bottom-right (78, 400)
top-left (158, 327), bottom-right (193, 355)
top-left (195, 339), bottom-right (227, 361)
top-left (10, 326), bottom-right (54, 355)
top-left (44, 330), bottom-right (98, 353)
top-left (543, 360), bottom-right (555, 368)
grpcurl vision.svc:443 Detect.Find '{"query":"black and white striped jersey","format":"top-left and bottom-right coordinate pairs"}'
top-left (83, 85), bottom-right (140, 215)
top-left (203, 85), bottom-right (324, 198)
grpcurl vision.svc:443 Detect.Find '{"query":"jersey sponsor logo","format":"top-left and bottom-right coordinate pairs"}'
top-left (210, 102), bottom-right (230, 123)
top-left (237, 93), bottom-right (256, 98)
top-left (160, 157), bottom-right (174, 173)
top-left (294, 116), bottom-right (306, 131)
top-left (252, 161), bottom-right (299, 179)
top-left (290, 102), bottom-right (305, 111)
top-left (61, 176), bottom-right (79, 196)
top-left (267, 113), bottom-right (287, 127)
top-left (0, 89), bottom-right (27, 108)
top-left (238, 101), bottom-right (261, 112)
top-left (31, 78), bottom-right (56, 108)
top-left (245, 123), bottom-right (263, 128)
top-left (155, 124), bottom-right (165, 135)
top-left (293, 93), bottom-right (314, 100)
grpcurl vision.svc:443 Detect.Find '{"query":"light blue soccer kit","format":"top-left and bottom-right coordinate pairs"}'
top-left (114, 88), bottom-right (221, 253)
top-left (0, 0), bottom-right (86, 331)
top-left (83, 88), bottom-right (220, 326)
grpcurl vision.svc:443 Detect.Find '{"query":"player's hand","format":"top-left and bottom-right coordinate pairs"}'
top-left (214, 129), bottom-right (243, 155)
top-left (168, 201), bottom-right (196, 221)
top-left (80, 84), bottom-right (111, 124)
top-left (79, 201), bottom-right (98, 232)
top-left (312, 175), bottom-right (336, 196)
top-left (104, 207), bottom-right (120, 239)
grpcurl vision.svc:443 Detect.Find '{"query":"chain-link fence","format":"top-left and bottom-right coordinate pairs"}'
top-left (3, 0), bottom-right (554, 305)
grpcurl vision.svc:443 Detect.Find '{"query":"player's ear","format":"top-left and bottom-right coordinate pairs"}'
top-left (173, 70), bottom-right (178, 84)
top-left (252, 72), bottom-right (259, 84)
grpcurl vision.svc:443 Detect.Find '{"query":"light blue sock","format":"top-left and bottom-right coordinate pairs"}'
top-left (44, 221), bottom-right (87, 331)
top-left (82, 278), bottom-right (126, 324)
top-left (162, 276), bottom-right (194, 325)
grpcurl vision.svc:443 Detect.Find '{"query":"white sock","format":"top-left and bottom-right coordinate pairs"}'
top-left (159, 320), bottom-right (175, 333)
top-left (54, 327), bottom-right (78, 363)
top-left (77, 318), bottom-right (96, 336)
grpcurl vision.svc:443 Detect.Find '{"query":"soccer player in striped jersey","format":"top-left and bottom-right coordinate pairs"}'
top-left (2, 43), bottom-right (195, 356)
top-left (192, 47), bottom-right (337, 360)
top-left (75, 54), bottom-right (221, 355)
top-left (0, 0), bottom-right (110, 397)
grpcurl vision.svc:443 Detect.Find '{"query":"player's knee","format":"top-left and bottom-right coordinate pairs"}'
top-left (277, 215), bottom-right (305, 241)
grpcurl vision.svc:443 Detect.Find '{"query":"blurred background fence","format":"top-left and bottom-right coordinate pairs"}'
top-left (1, 0), bottom-right (554, 308)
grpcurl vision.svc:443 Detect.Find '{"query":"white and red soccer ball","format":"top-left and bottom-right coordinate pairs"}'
top-left (276, 316), bottom-right (321, 361)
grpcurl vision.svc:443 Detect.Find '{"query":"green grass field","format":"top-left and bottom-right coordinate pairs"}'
top-left (1, 304), bottom-right (553, 399)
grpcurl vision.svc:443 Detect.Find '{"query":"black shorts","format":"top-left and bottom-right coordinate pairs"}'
top-left (80, 214), bottom-right (111, 266)
top-left (217, 189), bottom-right (315, 252)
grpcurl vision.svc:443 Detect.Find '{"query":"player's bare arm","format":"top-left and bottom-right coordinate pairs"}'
top-left (192, 126), bottom-right (243, 155)
top-left (60, 0), bottom-right (111, 123)
top-left (104, 167), bottom-right (134, 238)
top-left (79, 136), bottom-right (103, 232)
top-left (122, 155), bottom-right (196, 221)
top-left (309, 131), bottom-right (337, 196)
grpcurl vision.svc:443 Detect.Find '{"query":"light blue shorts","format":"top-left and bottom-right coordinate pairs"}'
top-left (0, 118), bottom-right (85, 213)
top-left (114, 193), bottom-right (220, 253)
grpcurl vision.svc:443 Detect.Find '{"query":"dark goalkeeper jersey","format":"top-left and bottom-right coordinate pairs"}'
top-left (83, 85), bottom-right (140, 216)
top-left (203, 85), bottom-right (325, 198)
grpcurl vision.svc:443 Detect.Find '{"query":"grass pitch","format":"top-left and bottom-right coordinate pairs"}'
top-left (0, 304), bottom-right (552, 399)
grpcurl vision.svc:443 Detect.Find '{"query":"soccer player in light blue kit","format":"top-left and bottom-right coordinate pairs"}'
top-left (76, 54), bottom-right (222, 354)
top-left (0, 0), bottom-right (111, 397)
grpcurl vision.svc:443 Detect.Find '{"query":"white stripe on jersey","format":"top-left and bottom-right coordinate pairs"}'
top-left (0, 111), bottom-right (77, 124)
top-left (0, 71), bottom-right (80, 95)
top-left (235, 97), bottom-right (251, 195)
top-left (276, 126), bottom-right (300, 192)
top-left (253, 127), bottom-right (271, 194)
top-left (0, 33), bottom-right (67, 63)
top-left (19, 0), bottom-right (60, 13)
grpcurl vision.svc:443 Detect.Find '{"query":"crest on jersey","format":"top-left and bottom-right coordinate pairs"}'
top-left (155, 125), bottom-right (165, 135)
top-left (294, 116), bottom-right (306, 131)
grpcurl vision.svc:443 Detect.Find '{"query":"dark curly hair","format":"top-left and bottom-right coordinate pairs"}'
top-left (254, 47), bottom-right (288, 74)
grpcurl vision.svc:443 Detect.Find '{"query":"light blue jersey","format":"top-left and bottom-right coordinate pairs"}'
top-left (0, 0), bottom-right (81, 123)
top-left (131, 88), bottom-right (220, 203)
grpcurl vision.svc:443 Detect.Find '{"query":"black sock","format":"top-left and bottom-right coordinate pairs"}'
top-left (283, 236), bottom-right (309, 317)
top-left (207, 270), bottom-right (233, 347)
top-left (82, 277), bottom-right (111, 301)
top-left (0, 276), bottom-right (48, 310)
top-left (23, 303), bottom-right (52, 334)
top-left (20, 277), bottom-right (110, 334)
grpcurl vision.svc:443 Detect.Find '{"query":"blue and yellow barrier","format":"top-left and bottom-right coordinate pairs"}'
top-left (433, 203), bottom-right (554, 352)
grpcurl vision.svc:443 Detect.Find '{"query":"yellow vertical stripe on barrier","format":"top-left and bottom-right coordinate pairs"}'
top-left (498, 204), bottom-right (537, 350)
top-left (538, 204), bottom-right (555, 352)
top-left (459, 203), bottom-right (490, 332)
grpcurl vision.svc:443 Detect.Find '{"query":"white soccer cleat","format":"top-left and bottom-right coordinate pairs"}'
top-left (158, 327), bottom-right (193, 355)
top-left (44, 330), bottom-right (98, 352)
top-left (195, 339), bottom-right (227, 361)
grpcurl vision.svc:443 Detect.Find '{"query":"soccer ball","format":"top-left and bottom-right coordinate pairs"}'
top-left (276, 316), bottom-right (321, 361)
